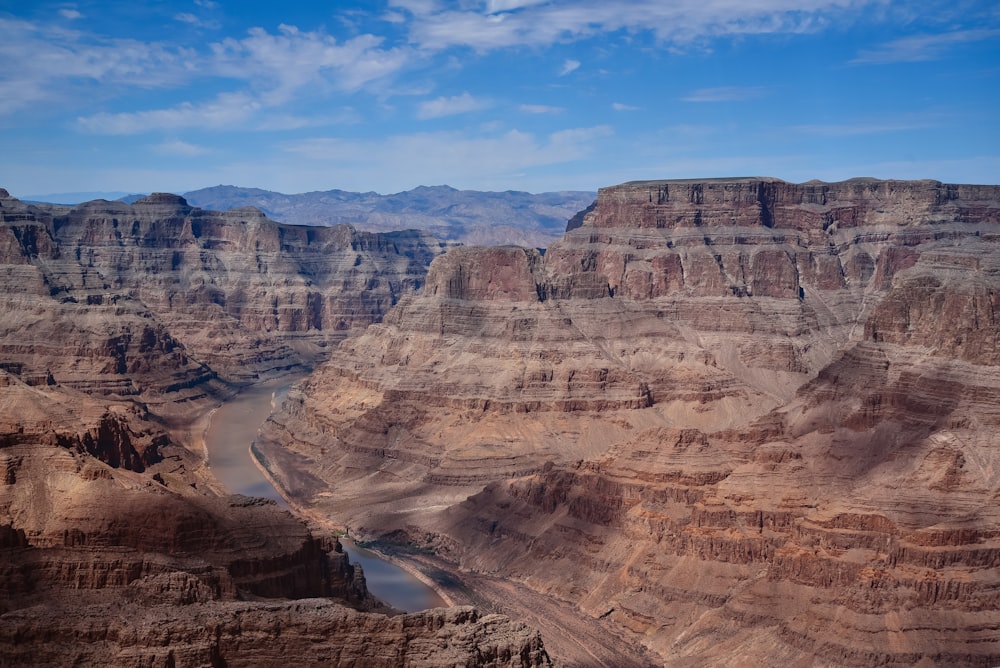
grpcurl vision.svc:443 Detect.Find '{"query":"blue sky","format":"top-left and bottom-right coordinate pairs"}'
top-left (1, 0), bottom-right (998, 197)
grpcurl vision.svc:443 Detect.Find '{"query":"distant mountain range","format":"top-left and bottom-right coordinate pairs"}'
top-left (24, 185), bottom-right (595, 247)
top-left (171, 185), bottom-right (597, 247)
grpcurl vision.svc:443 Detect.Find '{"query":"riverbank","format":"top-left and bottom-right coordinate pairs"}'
top-left (380, 545), bottom-right (660, 668)
top-left (200, 373), bottom-right (450, 612)
top-left (201, 377), bottom-right (655, 663)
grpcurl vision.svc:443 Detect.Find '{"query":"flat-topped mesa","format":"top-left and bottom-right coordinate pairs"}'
top-left (547, 177), bottom-right (1000, 305)
top-left (582, 177), bottom-right (1000, 231)
top-left (264, 175), bottom-right (1000, 665)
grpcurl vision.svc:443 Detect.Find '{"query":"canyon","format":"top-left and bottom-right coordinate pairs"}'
top-left (258, 177), bottom-right (1000, 666)
top-left (3, 177), bottom-right (1000, 666)
top-left (0, 189), bottom-right (547, 666)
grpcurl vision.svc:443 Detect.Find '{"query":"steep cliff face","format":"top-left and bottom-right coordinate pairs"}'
top-left (0, 446), bottom-right (549, 665)
top-left (0, 189), bottom-right (553, 667)
top-left (1, 601), bottom-right (550, 668)
top-left (263, 178), bottom-right (1000, 665)
top-left (0, 190), bottom-right (446, 393)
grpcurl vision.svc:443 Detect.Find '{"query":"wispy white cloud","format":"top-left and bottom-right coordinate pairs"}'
top-left (154, 139), bottom-right (210, 156)
top-left (0, 17), bottom-right (197, 115)
top-left (612, 102), bottom-right (639, 111)
top-left (486, 0), bottom-right (551, 14)
top-left (401, 0), bottom-right (881, 52)
top-left (792, 119), bottom-right (940, 136)
top-left (416, 92), bottom-right (492, 119)
top-left (559, 59), bottom-right (580, 76)
top-left (254, 108), bottom-right (363, 130)
top-left (851, 28), bottom-right (1000, 64)
top-left (58, 8), bottom-right (83, 20)
top-left (174, 12), bottom-right (220, 29)
top-left (0, 17), bottom-right (413, 123)
top-left (77, 92), bottom-right (261, 134)
top-left (389, 0), bottom-right (442, 16)
top-left (520, 104), bottom-right (565, 114)
top-left (681, 86), bottom-right (766, 102)
top-left (382, 10), bottom-right (408, 24)
top-left (210, 25), bottom-right (414, 102)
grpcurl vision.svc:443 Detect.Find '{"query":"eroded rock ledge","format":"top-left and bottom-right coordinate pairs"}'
top-left (0, 189), bottom-right (448, 393)
top-left (261, 177), bottom-right (1000, 666)
top-left (0, 189), bottom-right (548, 667)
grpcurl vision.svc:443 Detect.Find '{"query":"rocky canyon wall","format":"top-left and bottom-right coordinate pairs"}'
top-left (1, 189), bottom-right (447, 393)
top-left (0, 188), bottom-right (551, 666)
top-left (261, 177), bottom-right (1000, 666)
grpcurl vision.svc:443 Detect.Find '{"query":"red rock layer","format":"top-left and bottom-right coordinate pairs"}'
top-left (0, 190), bottom-right (446, 395)
top-left (0, 373), bottom-right (549, 667)
top-left (1, 189), bottom-right (551, 666)
top-left (1, 602), bottom-right (549, 667)
top-left (264, 178), bottom-right (1000, 666)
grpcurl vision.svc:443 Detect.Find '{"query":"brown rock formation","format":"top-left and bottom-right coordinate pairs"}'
top-left (0, 369), bottom-right (549, 665)
top-left (1, 190), bottom-right (447, 391)
top-left (0, 188), bottom-right (550, 666)
top-left (1, 601), bottom-right (549, 667)
top-left (0, 441), bottom-right (548, 665)
top-left (262, 177), bottom-right (1000, 665)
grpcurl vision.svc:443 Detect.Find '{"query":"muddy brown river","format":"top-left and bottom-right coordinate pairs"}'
top-left (203, 377), bottom-right (445, 612)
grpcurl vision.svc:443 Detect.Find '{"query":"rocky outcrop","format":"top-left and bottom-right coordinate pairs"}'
top-left (263, 178), bottom-right (1000, 665)
top-left (1, 188), bottom-right (553, 666)
top-left (0, 190), bottom-right (447, 392)
top-left (0, 602), bottom-right (549, 667)
top-left (0, 386), bottom-right (549, 666)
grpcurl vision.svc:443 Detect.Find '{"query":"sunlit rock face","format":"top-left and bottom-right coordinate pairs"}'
top-left (0, 190), bottom-right (446, 395)
top-left (0, 421), bottom-right (550, 665)
top-left (0, 371), bottom-right (549, 667)
top-left (264, 177), bottom-right (1000, 666)
top-left (1, 190), bottom-right (554, 667)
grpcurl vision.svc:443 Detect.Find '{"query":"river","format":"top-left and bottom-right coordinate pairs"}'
top-left (203, 376), bottom-right (445, 612)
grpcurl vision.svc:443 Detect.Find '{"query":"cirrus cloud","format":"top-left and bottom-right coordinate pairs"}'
top-left (154, 139), bottom-right (211, 156)
top-left (559, 59), bottom-right (580, 76)
top-left (396, 0), bottom-right (884, 52)
top-left (77, 93), bottom-right (261, 134)
top-left (416, 92), bottom-right (492, 119)
top-left (851, 28), bottom-right (1000, 64)
top-left (681, 86), bottom-right (767, 102)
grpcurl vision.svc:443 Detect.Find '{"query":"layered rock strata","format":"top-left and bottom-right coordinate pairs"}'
top-left (1, 601), bottom-right (549, 667)
top-left (262, 178), bottom-right (1000, 665)
top-left (1, 189), bottom-right (447, 392)
top-left (0, 419), bottom-right (548, 665)
top-left (1, 188), bottom-right (550, 666)
top-left (0, 356), bottom-right (548, 667)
